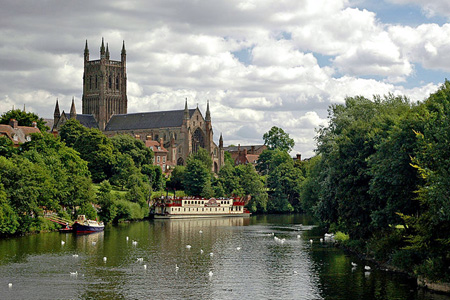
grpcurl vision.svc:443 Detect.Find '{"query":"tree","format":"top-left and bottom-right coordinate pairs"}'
top-left (263, 126), bottom-right (295, 152)
top-left (235, 164), bottom-right (268, 213)
top-left (0, 109), bottom-right (49, 132)
top-left (0, 136), bottom-right (16, 157)
top-left (166, 166), bottom-right (186, 192)
top-left (183, 159), bottom-right (212, 197)
top-left (97, 180), bottom-right (117, 223)
top-left (20, 132), bottom-right (95, 215)
top-left (60, 120), bottom-right (118, 183)
top-left (110, 134), bottom-right (153, 168)
top-left (314, 94), bottom-right (413, 238)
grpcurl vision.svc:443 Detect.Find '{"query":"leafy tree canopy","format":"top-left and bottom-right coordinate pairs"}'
top-left (263, 126), bottom-right (295, 153)
top-left (0, 109), bottom-right (49, 132)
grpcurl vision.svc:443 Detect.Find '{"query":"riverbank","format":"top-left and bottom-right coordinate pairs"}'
top-left (336, 242), bottom-right (450, 295)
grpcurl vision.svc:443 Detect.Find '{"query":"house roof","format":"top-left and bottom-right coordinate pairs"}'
top-left (145, 140), bottom-right (168, 153)
top-left (0, 124), bottom-right (40, 145)
top-left (104, 109), bottom-right (196, 131)
top-left (224, 145), bottom-right (266, 152)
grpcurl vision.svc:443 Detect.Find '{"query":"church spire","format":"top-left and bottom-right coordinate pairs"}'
top-left (54, 98), bottom-right (60, 118)
top-left (106, 43), bottom-right (110, 60)
top-left (121, 40), bottom-right (126, 63)
top-left (100, 37), bottom-right (106, 59)
top-left (205, 100), bottom-right (211, 122)
top-left (84, 39), bottom-right (89, 60)
top-left (70, 97), bottom-right (77, 119)
top-left (184, 98), bottom-right (189, 120)
top-left (219, 133), bottom-right (223, 148)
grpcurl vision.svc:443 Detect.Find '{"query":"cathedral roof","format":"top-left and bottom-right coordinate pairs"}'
top-left (104, 109), bottom-right (196, 131)
top-left (66, 113), bottom-right (99, 129)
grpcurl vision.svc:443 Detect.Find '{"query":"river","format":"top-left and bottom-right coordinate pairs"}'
top-left (0, 214), bottom-right (448, 300)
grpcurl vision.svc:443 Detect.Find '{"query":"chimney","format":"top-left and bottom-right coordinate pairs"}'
top-left (251, 145), bottom-right (255, 154)
top-left (244, 148), bottom-right (247, 155)
top-left (9, 119), bottom-right (18, 129)
top-left (32, 121), bottom-right (37, 128)
top-left (296, 154), bottom-right (301, 161)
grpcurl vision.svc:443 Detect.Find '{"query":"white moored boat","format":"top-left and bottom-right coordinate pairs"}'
top-left (151, 196), bottom-right (251, 219)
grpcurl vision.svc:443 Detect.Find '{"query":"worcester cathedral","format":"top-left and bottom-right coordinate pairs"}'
top-left (52, 39), bottom-right (224, 173)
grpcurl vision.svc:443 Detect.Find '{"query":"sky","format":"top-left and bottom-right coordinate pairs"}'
top-left (1, 0), bottom-right (450, 158)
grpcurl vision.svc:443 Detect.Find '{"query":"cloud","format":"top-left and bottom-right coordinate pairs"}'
top-left (386, 0), bottom-right (450, 18)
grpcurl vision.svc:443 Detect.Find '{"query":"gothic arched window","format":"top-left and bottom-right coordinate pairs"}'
top-left (109, 76), bottom-right (112, 89)
top-left (116, 76), bottom-right (119, 90)
top-left (192, 128), bottom-right (205, 153)
top-left (177, 157), bottom-right (184, 166)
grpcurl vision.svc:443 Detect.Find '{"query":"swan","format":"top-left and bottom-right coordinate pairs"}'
top-left (137, 258), bottom-right (143, 262)
top-left (209, 271), bottom-right (213, 277)
top-left (103, 257), bottom-right (107, 262)
top-left (351, 262), bottom-right (357, 267)
top-left (186, 245), bottom-right (191, 249)
top-left (61, 241), bottom-right (65, 245)
top-left (143, 264), bottom-right (147, 270)
top-left (73, 254), bottom-right (79, 258)
top-left (209, 252), bottom-right (214, 257)
top-left (310, 239), bottom-right (313, 244)
top-left (126, 236), bottom-right (129, 241)
top-left (365, 265), bottom-right (371, 271)
top-left (236, 247), bottom-right (241, 251)
top-left (200, 249), bottom-right (204, 254)
top-left (8, 283), bottom-right (12, 288)
top-left (320, 238), bottom-right (323, 243)
top-left (199, 230), bottom-right (203, 234)
top-left (70, 271), bottom-right (78, 276)
top-left (175, 264), bottom-right (179, 271)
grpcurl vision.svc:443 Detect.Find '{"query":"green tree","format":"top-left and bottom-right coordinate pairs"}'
top-left (263, 126), bottom-right (295, 152)
top-left (0, 109), bottom-right (49, 132)
top-left (60, 120), bottom-right (118, 183)
top-left (97, 180), bottom-right (117, 223)
top-left (315, 95), bottom-right (412, 238)
top-left (110, 134), bottom-right (153, 168)
top-left (0, 136), bottom-right (15, 157)
top-left (183, 159), bottom-right (212, 197)
top-left (166, 166), bottom-right (186, 192)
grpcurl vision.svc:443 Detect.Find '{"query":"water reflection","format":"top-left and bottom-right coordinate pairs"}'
top-left (0, 215), bottom-right (449, 300)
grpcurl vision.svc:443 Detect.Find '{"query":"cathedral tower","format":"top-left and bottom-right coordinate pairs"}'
top-left (82, 38), bottom-right (127, 130)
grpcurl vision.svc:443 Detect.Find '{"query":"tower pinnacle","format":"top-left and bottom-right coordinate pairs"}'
top-left (100, 37), bottom-right (106, 59)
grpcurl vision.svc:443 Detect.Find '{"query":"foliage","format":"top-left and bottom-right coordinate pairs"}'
top-left (263, 126), bottom-right (295, 152)
top-left (0, 108), bottom-right (49, 132)
top-left (183, 158), bottom-right (212, 197)
top-left (0, 136), bottom-right (16, 157)
top-left (166, 166), bottom-right (186, 191)
top-left (110, 134), bottom-right (153, 168)
top-left (97, 180), bottom-right (117, 223)
top-left (334, 231), bottom-right (350, 243)
top-left (60, 119), bottom-right (117, 182)
top-left (142, 164), bottom-right (164, 191)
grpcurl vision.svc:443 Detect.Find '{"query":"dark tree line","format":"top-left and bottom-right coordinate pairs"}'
top-left (300, 82), bottom-right (450, 282)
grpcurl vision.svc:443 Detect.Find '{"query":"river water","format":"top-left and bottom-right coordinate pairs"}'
top-left (0, 214), bottom-right (448, 300)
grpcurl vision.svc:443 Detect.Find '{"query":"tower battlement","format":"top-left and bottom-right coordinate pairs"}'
top-left (82, 38), bottom-right (127, 130)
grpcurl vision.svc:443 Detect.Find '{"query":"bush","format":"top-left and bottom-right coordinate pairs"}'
top-left (390, 249), bottom-right (423, 273)
top-left (334, 231), bottom-right (349, 242)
